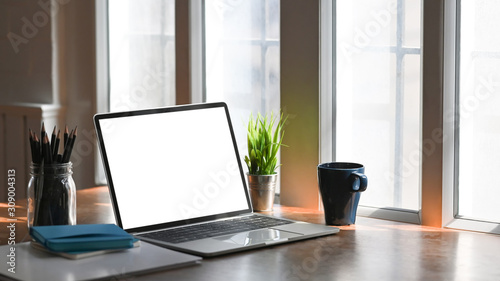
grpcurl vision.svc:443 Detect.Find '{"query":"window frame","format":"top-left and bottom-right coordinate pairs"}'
top-left (95, 0), bottom-right (109, 184)
top-left (188, 0), bottom-right (205, 104)
top-left (324, 0), bottom-right (423, 224)
top-left (443, 0), bottom-right (500, 235)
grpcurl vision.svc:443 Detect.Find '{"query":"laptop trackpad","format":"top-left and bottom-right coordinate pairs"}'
top-left (214, 229), bottom-right (299, 246)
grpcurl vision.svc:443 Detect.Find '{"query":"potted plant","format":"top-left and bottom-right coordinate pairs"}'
top-left (244, 111), bottom-right (287, 211)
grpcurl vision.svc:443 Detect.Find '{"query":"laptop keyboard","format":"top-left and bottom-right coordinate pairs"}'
top-left (139, 215), bottom-right (294, 244)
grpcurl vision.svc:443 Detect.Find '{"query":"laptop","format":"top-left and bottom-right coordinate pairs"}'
top-left (93, 102), bottom-right (339, 257)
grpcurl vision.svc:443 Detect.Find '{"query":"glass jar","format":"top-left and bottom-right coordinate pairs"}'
top-left (27, 162), bottom-right (76, 228)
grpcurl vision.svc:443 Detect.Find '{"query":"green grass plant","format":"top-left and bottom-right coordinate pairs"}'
top-left (244, 112), bottom-right (287, 175)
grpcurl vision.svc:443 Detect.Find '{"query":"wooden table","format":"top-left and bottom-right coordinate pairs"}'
top-left (2, 186), bottom-right (500, 280)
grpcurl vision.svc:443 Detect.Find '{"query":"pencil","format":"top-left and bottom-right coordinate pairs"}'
top-left (34, 134), bottom-right (41, 164)
top-left (66, 126), bottom-right (77, 163)
top-left (41, 122), bottom-right (46, 145)
top-left (29, 129), bottom-right (35, 163)
top-left (53, 130), bottom-right (61, 161)
top-left (64, 125), bottom-right (69, 148)
top-left (61, 130), bottom-right (73, 163)
top-left (50, 126), bottom-right (56, 156)
top-left (62, 128), bottom-right (77, 163)
top-left (43, 134), bottom-right (53, 164)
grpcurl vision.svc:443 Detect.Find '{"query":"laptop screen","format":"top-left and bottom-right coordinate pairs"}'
top-left (94, 103), bottom-right (251, 231)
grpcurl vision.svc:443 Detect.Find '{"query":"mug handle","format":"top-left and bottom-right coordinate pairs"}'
top-left (349, 172), bottom-right (368, 192)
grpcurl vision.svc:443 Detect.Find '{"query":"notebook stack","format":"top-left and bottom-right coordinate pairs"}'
top-left (29, 224), bottom-right (140, 259)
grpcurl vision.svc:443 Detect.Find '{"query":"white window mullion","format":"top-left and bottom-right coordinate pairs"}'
top-left (442, 0), bottom-right (458, 227)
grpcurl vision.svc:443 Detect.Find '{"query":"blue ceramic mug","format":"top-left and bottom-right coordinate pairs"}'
top-left (318, 162), bottom-right (368, 225)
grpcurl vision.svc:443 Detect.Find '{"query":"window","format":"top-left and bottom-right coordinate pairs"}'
top-left (455, 0), bottom-right (500, 224)
top-left (443, 0), bottom-right (500, 234)
top-left (204, 0), bottom-right (281, 169)
top-left (335, 0), bottom-right (422, 217)
top-left (107, 0), bottom-right (279, 153)
top-left (108, 0), bottom-right (176, 112)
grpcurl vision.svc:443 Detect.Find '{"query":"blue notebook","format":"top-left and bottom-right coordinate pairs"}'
top-left (30, 224), bottom-right (137, 252)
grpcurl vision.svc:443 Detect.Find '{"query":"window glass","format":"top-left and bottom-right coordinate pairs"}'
top-left (204, 0), bottom-right (281, 178)
top-left (457, 0), bottom-right (500, 222)
top-left (336, 0), bottom-right (422, 210)
top-left (108, 0), bottom-right (176, 112)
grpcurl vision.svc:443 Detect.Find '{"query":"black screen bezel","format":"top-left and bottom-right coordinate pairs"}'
top-left (93, 102), bottom-right (253, 233)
